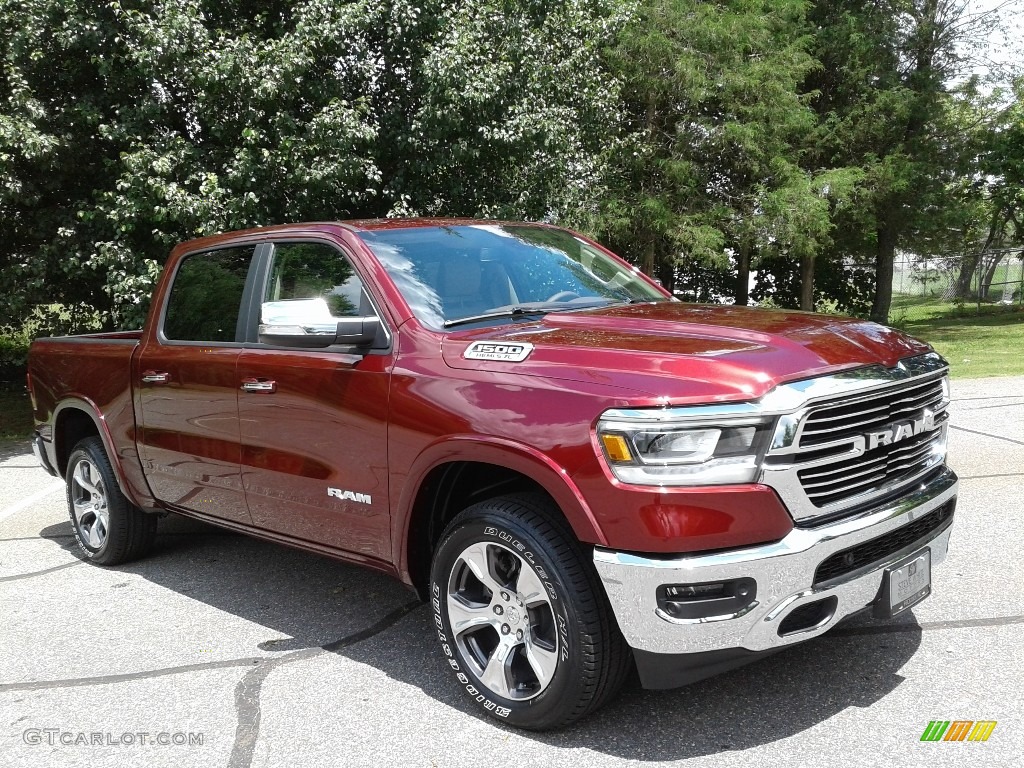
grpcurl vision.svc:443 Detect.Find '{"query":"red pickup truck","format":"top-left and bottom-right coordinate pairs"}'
top-left (28, 220), bottom-right (957, 729)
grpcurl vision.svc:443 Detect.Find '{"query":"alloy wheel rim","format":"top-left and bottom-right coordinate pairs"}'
top-left (70, 458), bottom-right (109, 550)
top-left (446, 540), bottom-right (559, 701)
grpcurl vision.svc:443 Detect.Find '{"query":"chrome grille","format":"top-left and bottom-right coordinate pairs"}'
top-left (797, 429), bottom-right (944, 507)
top-left (761, 361), bottom-right (951, 523)
top-left (799, 377), bottom-right (946, 448)
top-left (793, 375), bottom-right (948, 511)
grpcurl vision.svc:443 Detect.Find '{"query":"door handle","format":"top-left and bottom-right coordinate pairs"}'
top-left (141, 371), bottom-right (171, 384)
top-left (240, 378), bottom-right (277, 394)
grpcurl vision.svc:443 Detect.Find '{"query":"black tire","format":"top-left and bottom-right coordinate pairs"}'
top-left (65, 436), bottom-right (157, 565)
top-left (429, 493), bottom-right (631, 730)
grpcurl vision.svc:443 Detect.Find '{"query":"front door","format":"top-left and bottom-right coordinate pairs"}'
top-left (236, 240), bottom-right (392, 561)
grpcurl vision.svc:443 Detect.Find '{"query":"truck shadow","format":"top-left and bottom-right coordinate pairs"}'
top-left (38, 512), bottom-right (924, 760)
top-left (343, 607), bottom-right (924, 760)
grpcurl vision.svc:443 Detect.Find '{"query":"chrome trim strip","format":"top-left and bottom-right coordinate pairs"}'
top-left (593, 468), bottom-right (957, 655)
top-left (602, 403), bottom-right (763, 423)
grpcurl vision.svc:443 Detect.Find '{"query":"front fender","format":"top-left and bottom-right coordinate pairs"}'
top-left (392, 435), bottom-right (608, 583)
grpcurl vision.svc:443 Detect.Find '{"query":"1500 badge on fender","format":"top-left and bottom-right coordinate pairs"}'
top-left (463, 341), bottom-right (533, 362)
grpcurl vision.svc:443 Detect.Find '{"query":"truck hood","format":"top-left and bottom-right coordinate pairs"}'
top-left (440, 302), bottom-right (932, 404)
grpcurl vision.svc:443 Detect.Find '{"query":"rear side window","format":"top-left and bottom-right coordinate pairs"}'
top-left (164, 246), bottom-right (255, 342)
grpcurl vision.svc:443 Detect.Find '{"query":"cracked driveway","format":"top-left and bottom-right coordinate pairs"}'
top-left (1, 377), bottom-right (1022, 767)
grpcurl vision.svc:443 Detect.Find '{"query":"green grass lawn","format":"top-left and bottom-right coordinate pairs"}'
top-left (0, 389), bottom-right (33, 440)
top-left (891, 296), bottom-right (1024, 379)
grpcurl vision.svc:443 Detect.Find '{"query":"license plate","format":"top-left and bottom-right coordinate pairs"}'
top-left (876, 549), bottom-right (931, 618)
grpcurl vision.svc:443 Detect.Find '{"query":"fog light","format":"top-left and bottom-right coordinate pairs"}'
top-left (666, 583), bottom-right (726, 600)
top-left (657, 578), bottom-right (757, 621)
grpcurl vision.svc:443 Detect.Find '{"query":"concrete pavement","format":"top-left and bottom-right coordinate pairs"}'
top-left (1, 378), bottom-right (1022, 767)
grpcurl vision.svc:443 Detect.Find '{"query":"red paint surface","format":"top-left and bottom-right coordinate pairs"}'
top-left (29, 219), bottom-right (934, 583)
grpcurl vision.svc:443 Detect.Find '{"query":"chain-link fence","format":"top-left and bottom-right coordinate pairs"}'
top-left (892, 248), bottom-right (1024, 307)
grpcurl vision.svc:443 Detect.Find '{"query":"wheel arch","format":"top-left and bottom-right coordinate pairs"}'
top-left (53, 399), bottom-right (140, 507)
top-left (395, 437), bottom-right (606, 598)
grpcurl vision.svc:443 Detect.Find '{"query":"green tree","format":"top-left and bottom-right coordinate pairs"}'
top-left (975, 79), bottom-right (1024, 295)
top-left (599, 0), bottom-right (855, 309)
top-left (803, 0), bottom-right (1007, 322)
top-left (918, 79), bottom-right (1022, 301)
top-left (0, 0), bottom-right (624, 328)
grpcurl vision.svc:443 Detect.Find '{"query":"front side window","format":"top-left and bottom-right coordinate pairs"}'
top-left (361, 224), bottom-right (667, 329)
top-left (164, 246), bottom-right (255, 342)
top-left (260, 242), bottom-right (367, 331)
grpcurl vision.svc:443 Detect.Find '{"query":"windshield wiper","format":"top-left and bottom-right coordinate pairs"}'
top-left (443, 306), bottom-right (549, 329)
top-left (442, 297), bottom-right (650, 329)
top-left (603, 297), bottom-right (653, 306)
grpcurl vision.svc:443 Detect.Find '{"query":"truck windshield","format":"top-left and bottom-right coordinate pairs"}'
top-left (361, 224), bottom-right (667, 329)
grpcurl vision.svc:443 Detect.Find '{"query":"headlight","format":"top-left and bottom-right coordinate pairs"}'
top-left (597, 407), bottom-right (772, 487)
top-left (630, 428), bottom-right (722, 464)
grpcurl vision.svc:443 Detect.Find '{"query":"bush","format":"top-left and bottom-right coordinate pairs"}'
top-left (751, 253), bottom-right (874, 317)
top-left (0, 304), bottom-right (105, 389)
top-left (0, 334), bottom-right (29, 389)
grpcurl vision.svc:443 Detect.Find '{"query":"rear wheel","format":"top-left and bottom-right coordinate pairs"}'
top-left (430, 494), bottom-right (631, 729)
top-left (66, 437), bottom-right (157, 565)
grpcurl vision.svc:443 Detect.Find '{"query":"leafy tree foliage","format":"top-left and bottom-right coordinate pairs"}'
top-left (597, 0), bottom-right (872, 310)
top-left (976, 78), bottom-right (1024, 273)
top-left (1, 0), bottom-right (1017, 331)
top-left (600, 1), bottom-right (810, 296)
top-left (802, 0), bottom-right (1008, 321)
top-left (597, 0), bottom-right (1015, 317)
top-left (0, 0), bottom-right (622, 327)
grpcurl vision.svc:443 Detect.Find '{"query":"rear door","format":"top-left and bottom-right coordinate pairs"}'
top-left (136, 244), bottom-right (261, 523)
top-left (236, 239), bottom-right (393, 561)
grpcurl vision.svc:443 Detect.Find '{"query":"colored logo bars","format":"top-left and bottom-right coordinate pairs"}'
top-left (920, 720), bottom-right (997, 742)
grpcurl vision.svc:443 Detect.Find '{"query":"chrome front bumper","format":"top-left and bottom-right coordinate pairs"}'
top-left (594, 468), bottom-right (957, 656)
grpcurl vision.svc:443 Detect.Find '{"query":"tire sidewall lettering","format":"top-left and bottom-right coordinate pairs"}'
top-left (432, 519), bottom-right (574, 722)
top-left (482, 525), bottom-right (559, 603)
top-left (433, 577), bottom-right (510, 716)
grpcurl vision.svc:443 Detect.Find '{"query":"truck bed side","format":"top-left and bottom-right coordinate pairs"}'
top-left (28, 331), bottom-right (157, 509)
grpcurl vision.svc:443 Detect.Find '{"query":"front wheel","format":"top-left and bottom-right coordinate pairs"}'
top-left (66, 436), bottom-right (157, 565)
top-left (429, 494), bottom-right (631, 729)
